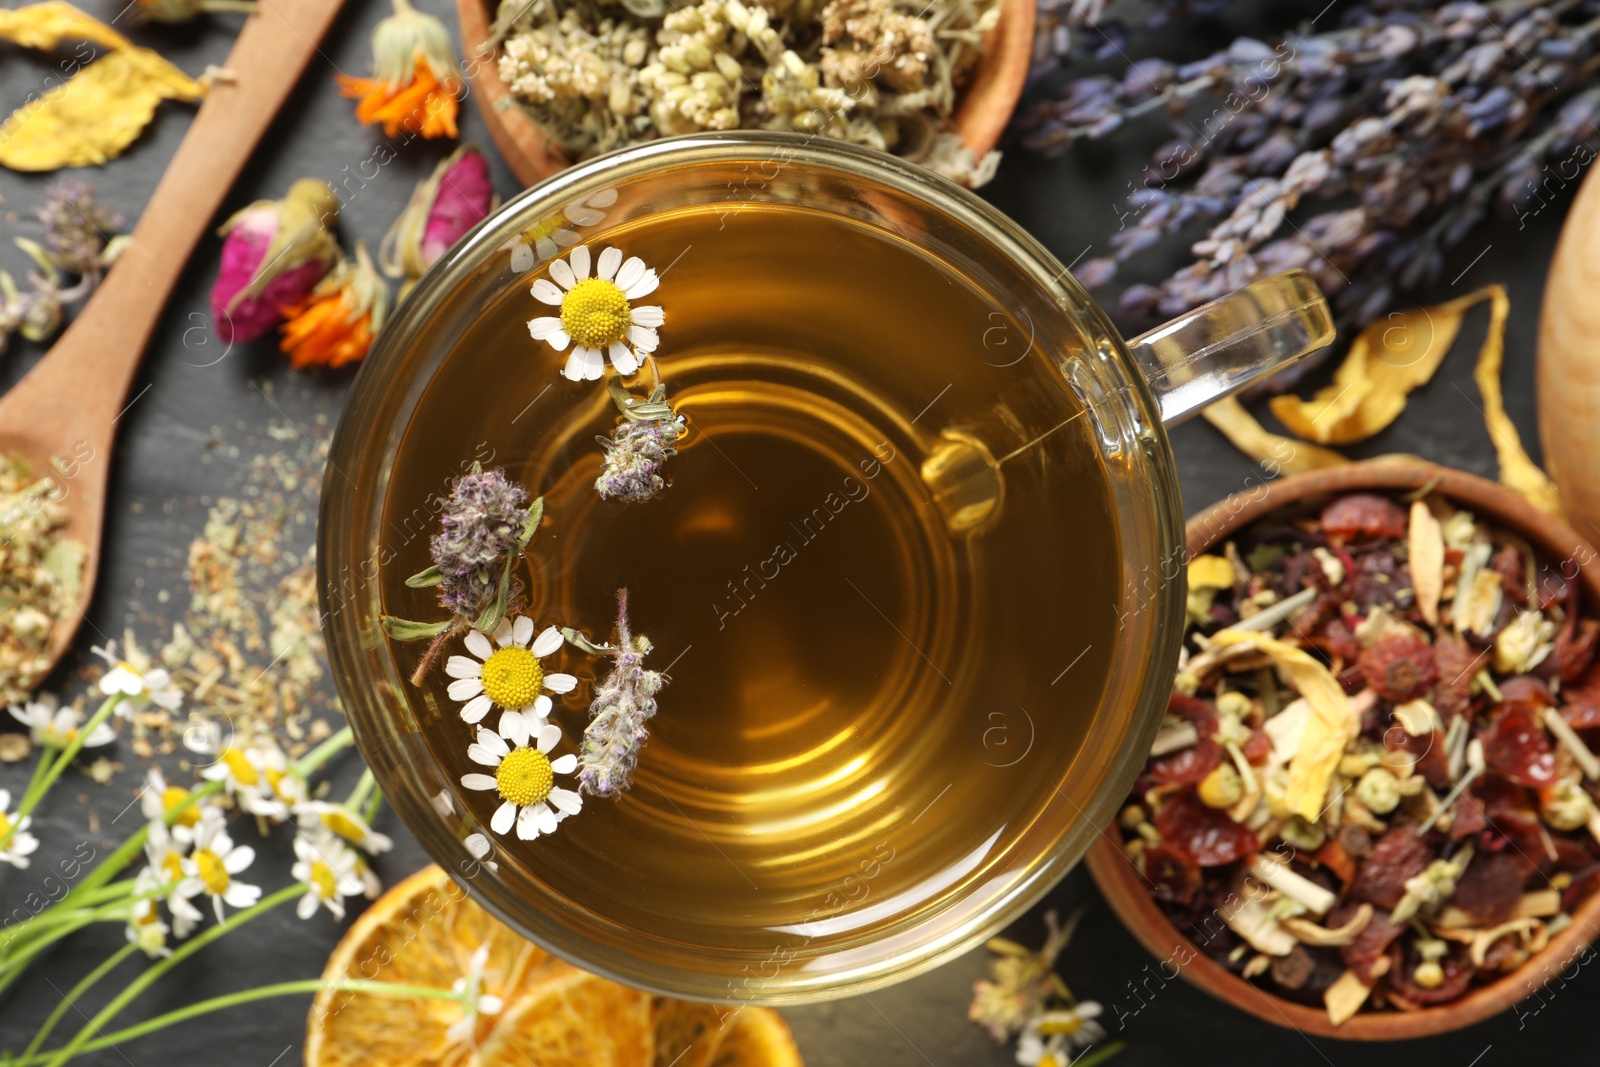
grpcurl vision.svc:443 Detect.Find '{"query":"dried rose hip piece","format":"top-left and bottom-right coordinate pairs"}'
top-left (1481, 702), bottom-right (1558, 788)
top-left (1556, 617), bottom-right (1600, 683)
top-left (1491, 543), bottom-right (1528, 607)
top-left (1497, 675), bottom-right (1553, 707)
top-left (1320, 493), bottom-right (1408, 541)
top-left (1384, 726), bottom-right (1450, 789)
top-left (1149, 694), bottom-right (1223, 785)
top-left (1451, 849), bottom-right (1530, 925)
top-left (1153, 790), bottom-right (1259, 867)
top-left (1432, 635), bottom-right (1484, 720)
top-left (1357, 632), bottom-right (1438, 702)
top-left (1143, 843), bottom-right (1201, 906)
top-left (1386, 942), bottom-right (1475, 1006)
top-left (1349, 828), bottom-right (1433, 910)
top-left (1336, 905), bottom-right (1404, 985)
top-left (1563, 702), bottom-right (1600, 731)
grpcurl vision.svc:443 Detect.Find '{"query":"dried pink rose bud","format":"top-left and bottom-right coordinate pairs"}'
top-left (380, 145), bottom-right (495, 281)
top-left (210, 178), bottom-right (340, 343)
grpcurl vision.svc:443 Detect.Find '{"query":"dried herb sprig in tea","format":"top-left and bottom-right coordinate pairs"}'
top-left (563, 588), bottom-right (665, 797)
top-left (1021, 0), bottom-right (1600, 356)
top-left (382, 465), bottom-right (545, 684)
top-left (596, 376), bottom-right (685, 503)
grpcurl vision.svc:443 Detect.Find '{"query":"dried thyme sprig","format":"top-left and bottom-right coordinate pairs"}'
top-left (562, 588), bottom-right (664, 797)
top-left (595, 376), bottom-right (685, 504)
top-left (381, 464), bottom-right (544, 684)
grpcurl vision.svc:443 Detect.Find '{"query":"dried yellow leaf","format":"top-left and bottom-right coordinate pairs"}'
top-left (1470, 286), bottom-right (1565, 516)
top-left (1324, 969), bottom-right (1374, 1026)
top-left (1188, 554), bottom-right (1235, 592)
top-left (1270, 287), bottom-right (1497, 444)
top-left (1408, 500), bottom-right (1444, 627)
top-left (1211, 629), bottom-right (1354, 822)
top-left (0, 2), bottom-right (205, 172)
top-left (1201, 397), bottom-right (1348, 475)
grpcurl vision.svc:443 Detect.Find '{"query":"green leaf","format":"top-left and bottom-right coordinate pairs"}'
top-left (404, 564), bottom-right (443, 588)
top-left (518, 497), bottom-right (544, 548)
top-left (471, 551), bottom-right (515, 633)
top-left (380, 616), bottom-right (451, 641)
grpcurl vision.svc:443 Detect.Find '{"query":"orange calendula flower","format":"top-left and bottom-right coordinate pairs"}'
top-left (280, 244), bottom-right (390, 370)
top-left (338, 0), bottom-right (460, 139)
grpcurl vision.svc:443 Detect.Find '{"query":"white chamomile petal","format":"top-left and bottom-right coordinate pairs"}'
top-left (614, 257), bottom-right (644, 291)
top-left (464, 630), bottom-right (493, 660)
top-left (531, 626), bottom-right (563, 658)
top-left (549, 257), bottom-right (576, 290)
top-left (564, 347), bottom-right (604, 382)
top-left (448, 678), bottom-right (483, 701)
top-left (629, 325), bottom-right (658, 352)
top-left (516, 805), bottom-right (541, 840)
top-left (527, 316), bottom-right (565, 341)
top-left (626, 271), bottom-right (659, 300)
top-left (535, 235), bottom-right (560, 259)
top-left (512, 616), bottom-right (535, 647)
top-left (549, 753), bottom-right (578, 775)
top-left (534, 804), bottom-right (559, 835)
top-left (531, 694), bottom-right (553, 720)
top-left (597, 246), bottom-right (622, 281)
top-left (477, 727), bottom-right (510, 758)
top-left (609, 343), bottom-right (639, 375)
top-left (445, 655), bottom-right (482, 679)
top-left (548, 786), bottom-right (582, 815)
top-left (466, 742), bottom-right (502, 767)
top-left (631, 305), bottom-right (664, 328)
top-left (461, 694), bottom-right (492, 724)
top-left (569, 245), bottom-right (590, 279)
top-left (544, 673), bottom-right (578, 694)
top-left (535, 723), bottom-right (562, 754)
top-left (492, 617), bottom-right (515, 646)
top-left (224, 846), bottom-right (255, 873)
top-left (461, 773), bottom-right (497, 791)
top-left (492, 801), bottom-right (517, 835)
top-left (506, 239), bottom-right (534, 273)
top-left (500, 710), bottom-right (531, 749)
top-left (531, 279), bottom-right (564, 305)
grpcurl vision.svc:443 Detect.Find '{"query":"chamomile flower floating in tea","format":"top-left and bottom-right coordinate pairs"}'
top-left (0, 788), bottom-right (38, 868)
top-left (176, 807), bottom-right (262, 924)
top-left (338, 0), bottom-right (461, 139)
top-left (291, 831), bottom-right (367, 920)
top-left (446, 616), bottom-right (575, 725)
top-left (502, 189), bottom-right (617, 273)
top-left (461, 720), bottom-right (583, 840)
top-left (527, 245), bottom-right (663, 380)
top-left (8, 693), bottom-right (116, 750)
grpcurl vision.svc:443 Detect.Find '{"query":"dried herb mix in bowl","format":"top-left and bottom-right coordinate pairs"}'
top-left (1117, 489), bottom-right (1600, 1024)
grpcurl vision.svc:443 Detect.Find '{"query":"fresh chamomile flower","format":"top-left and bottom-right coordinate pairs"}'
top-left (126, 868), bottom-right (173, 958)
top-left (0, 789), bottom-right (39, 868)
top-left (140, 767), bottom-right (205, 846)
top-left (93, 642), bottom-right (183, 713)
top-left (199, 737), bottom-right (291, 820)
top-left (445, 944), bottom-right (505, 1047)
top-left (293, 800), bottom-right (394, 856)
top-left (460, 719), bottom-right (582, 841)
top-left (142, 820), bottom-right (204, 938)
top-left (291, 831), bottom-right (367, 920)
top-left (527, 245), bottom-right (663, 381)
top-left (1014, 1004), bottom-right (1106, 1067)
top-left (445, 615), bottom-right (575, 725)
top-left (176, 808), bottom-right (261, 924)
top-left (9, 694), bottom-right (116, 749)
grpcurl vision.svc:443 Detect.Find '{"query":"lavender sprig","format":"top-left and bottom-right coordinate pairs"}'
top-left (1019, 0), bottom-right (1600, 381)
top-left (563, 588), bottom-right (664, 797)
top-left (381, 464), bottom-right (544, 683)
top-left (596, 377), bottom-right (684, 504)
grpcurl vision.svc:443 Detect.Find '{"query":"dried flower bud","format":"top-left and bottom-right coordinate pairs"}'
top-left (431, 468), bottom-right (531, 622)
top-left (595, 415), bottom-right (685, 503)
top-left (576, 589), bottom-right (664, 797)
top-left (338, 0), bottom-right (461, 139)
top-left (211, 178), bottom-right (341, 343)
top-left (380, 145), bottom-right (495, 280)
top-left (279, 243), bottom-right (391, 369)
top-left (37, 179), bottom-right (121, 277)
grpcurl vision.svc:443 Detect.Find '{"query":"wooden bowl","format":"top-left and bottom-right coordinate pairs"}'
top-left (456, 0), bottom-right (1037, 186)
top-left (1085, 458), bottom-right (1600, 1040)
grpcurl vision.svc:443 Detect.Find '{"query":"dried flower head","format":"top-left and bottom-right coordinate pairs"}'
top-left (338, 0), bottom-right (461, 139)
top-left (969, 909), bottom-right (1077, 1042)
top-left (567, 588), bottom-right (664, 797)
top-left (211, 178), bottom-right (341, 343)
top-left (279, 243), bottom-right (391, 369)
top-left (380, 145), bottom-right (495, 281)
top-left (596, 412), bottom-right (685, 503)
top-left (37, 179), bottom-right (122, 278)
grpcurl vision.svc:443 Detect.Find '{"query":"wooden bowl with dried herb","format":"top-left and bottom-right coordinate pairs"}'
top-left (457, 0), bottom-right (1035, 187)
top-left (1086, 458), bottom-right (1600, 1040)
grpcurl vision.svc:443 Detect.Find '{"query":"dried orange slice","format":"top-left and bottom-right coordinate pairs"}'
top-left (304, 864), bottom-right (802, 1067)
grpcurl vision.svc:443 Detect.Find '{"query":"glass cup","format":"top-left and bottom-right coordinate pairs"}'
top-left (319, 131), bottom-right (1332, 1004)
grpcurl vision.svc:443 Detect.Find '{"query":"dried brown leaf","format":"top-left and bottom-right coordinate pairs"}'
top-left (1201, 397), bottom-right (1348, 474)
top-left (1408, 500), bottom-right (1444, 627)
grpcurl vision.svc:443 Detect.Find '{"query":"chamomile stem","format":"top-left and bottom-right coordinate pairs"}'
top-left (0, 882), bottom-right (170, 979)
top-left (362, 782), bottom-right (385, 826)
top-left (344, 767), bottom-right (376, 811)
top-left (42, 884), bottom-right (303, 1067)
top-left (21, 943), bottom-right (139, 1061)
top-left (294, 724), bottom-right (355, 779)
top-left (5, 695), bottom-right (123, 851)
top-left (15, 978), bottom-right (467, 1066)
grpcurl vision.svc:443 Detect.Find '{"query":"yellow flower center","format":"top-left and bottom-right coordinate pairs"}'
top-left (495, 748), bottom-right (553, 808)
top-left (0, 812), bottom-right (10, 839)
top-left (162, 851), bottom-right (185, 883)
top-left (221, 748), bottom-right (259, 787)
top-left (162, 786), bottom-right (200, 827)
top-left (310, 860), bottom-right (339, 900)
top-left (559, 277), bottom-right (631, 348)
top-left (195, 848), bottom-right (230, 895)
top-left (266, 767), bottom-right (294, 801)
top-left (480, 647), bottom-right (544, 709)
top-left (321, 810), bottom-right (367, 845)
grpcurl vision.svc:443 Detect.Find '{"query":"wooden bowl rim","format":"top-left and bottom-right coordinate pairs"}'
top-left (1086, 458), bottom-right (1600, 1041)
top-left (455, 0), bottom-right (1037, 187)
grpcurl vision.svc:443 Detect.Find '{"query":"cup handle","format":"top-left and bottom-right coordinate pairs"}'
top-left (1124, 268), bottom-right (1335, 426)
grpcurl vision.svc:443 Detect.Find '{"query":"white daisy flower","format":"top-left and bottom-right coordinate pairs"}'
top-left (9, 694), bottom-right (116, 749)
top-left (526, 245), bottom-right (663, 381)
top-left (0, 789), bottom-right (38, 869)
top-left (1015, 1004), bottom-right (1106, 1067)
top-left (293, 800), bottom-right (394, 856)
top-left (291, 831), bottom-right (367, 921)
top-left (140, 819), bottom-right (203, 939)
top-left (92, 642), bottom-right (183, 714)
top-left (199, 737), bottom-right (289, 820)
top-left (139, 768), bottom-right (205, 847)
top-left (445, 944), bottom-right (505, 1047)
top-left (502, 189), bottom-right (616, 273)
top-left (444, 616), bottom-right (575, 726)
top-left (175, 808), bottom-right (260, 924)
top-left (460, 719), bottom-right (582, 841)
top-left (126, 868), bottom-right (173, 958)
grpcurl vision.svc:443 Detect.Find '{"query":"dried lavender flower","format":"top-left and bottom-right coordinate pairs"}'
top-left (596, 378), bottom-right (684, 504)
top-left (36, 180), bottom-right (122, 279)
top-left (565, 588), bottom-right (664, 797)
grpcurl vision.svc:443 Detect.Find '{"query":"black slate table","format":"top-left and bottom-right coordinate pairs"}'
top-left (0, 2), bottom-right (1584, 1064)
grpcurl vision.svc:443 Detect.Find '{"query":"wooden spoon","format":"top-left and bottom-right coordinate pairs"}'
top-left (0, 0), bottom-right (348, 691)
